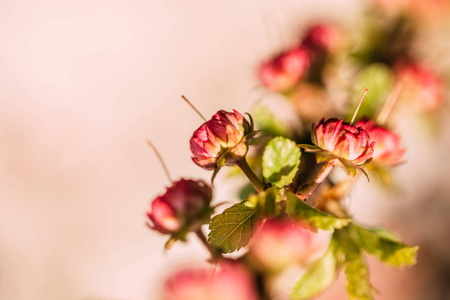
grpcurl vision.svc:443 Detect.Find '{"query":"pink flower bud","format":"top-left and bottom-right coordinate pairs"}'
top-left (248, 219), bottom-right (331, 271)
top-left (190, 110), bottom-right (252, 170)
top-left (147, 179), bottom-right (212, 234)
top-left (313, 118), bottom-right (374, 166)
top-left (258, 47), bottom-right (310, 91)
top-left (162, 263), bottom-right (258, 300)
top-left (355, 120), bottom-right (405, 166)
top-left (302, 24), bottom-right (342, 53)
top-left (396, 62), bottom-right (444, 112)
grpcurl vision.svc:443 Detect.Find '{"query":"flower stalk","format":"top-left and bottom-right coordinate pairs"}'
top-left (236, 158), bottom-right (265, 193)
top-left (296, 158), bottom-right (340, 200)
top-left (195, 229), bottom-right (221, 260)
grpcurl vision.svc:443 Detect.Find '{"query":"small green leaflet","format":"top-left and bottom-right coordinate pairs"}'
top-left (335, 224), bottom-right (418, 300)
top-left (254, 105), bottom-right (291, 137)
top-left (208, 202), bottom-right (258, 253)
top-left (262, 137), bottom-right (301, 187)
top-left (344, 253), bottom-right (374, 300)
top-left (286, 192), bottom-right (351, 231)
top-left (291, 236), bottom-right (340, 300)
top-left (338, 228), bottom-right (375, 300)
top-left (349, 223), bottom-right (418, 267)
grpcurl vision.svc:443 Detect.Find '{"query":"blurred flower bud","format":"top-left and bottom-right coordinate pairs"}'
top-left (356, 120), bottom-right (405, 166)
top-left (248, 219), bottom-right (331, 272)
top-left (147, 179), bottom-right (212, 235)
top-left (162, 263), bottom-right (258, 300)
top-left (258, 47), bottom-right (310, 91)
top-left (374, 0), bottom-right (447, 18)
top-left (313, 118), bottom-right (374, 166)
top-left (302, 23), bottom-right (342, 53)
top-left (190, 110), bottom-right (252, 170)
top-left (396, 62), bottom-right (444, 112)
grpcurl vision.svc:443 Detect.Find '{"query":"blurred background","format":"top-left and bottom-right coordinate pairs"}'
top-left (0, 0), bottom-right (449, 299)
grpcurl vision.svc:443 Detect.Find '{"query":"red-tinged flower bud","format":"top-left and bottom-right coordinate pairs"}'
top-left (162, 263), bottom-right (258, 300)
top-left (302, 23), bottom-right (342, 53)
top-left (313, 118), bottom-right (374, 166)
top-left (355, 120), bottom-right (405, 166)
top-left (258, 47), bottom-right (310, 91)
top-left (396, 62), bottom-right (444, 112)
top-left (248, 219), bottom-right (331, 271)
top-left (190, 110), bottom-right (252, 170)
top-left (147, 179), bottom-right (212, 235)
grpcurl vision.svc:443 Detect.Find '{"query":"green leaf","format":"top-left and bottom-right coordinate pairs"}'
top-left (338, 158), bottom-right (357, 177)
top-left (164, 237), bottom-right (177, 250)
top-left (238, 182), bottom-right (257, 201)
top-left (262, 137), bottom-right (301, 187)
top-left (208, 203), bottom-right (258, 253)
top-left (286, 192), bottom-right (351, 231)
top-left (344, 253), bottom-right (374, 300)
top-left (350, 224), bottom-right (418, 267)
top-left (337, 227), bottom-right (375, 300)
top-left (291, 236), bottom-right (339, 299)
top-left (254, 105), bottom-right (291, 137)
top-left (349, 63), bottom-right (395, 120)
top-left (247, 186), bottom-right (282, 217)
top-left (298, 144), bottom-right (322, 152)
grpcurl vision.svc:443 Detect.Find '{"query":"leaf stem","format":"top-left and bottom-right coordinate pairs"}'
top-left (297, 158), bottom-right (339, 200)
top-left (236, 158), bottom-right (265, 193)
top-left (195, 229), bottom-right (221, 260)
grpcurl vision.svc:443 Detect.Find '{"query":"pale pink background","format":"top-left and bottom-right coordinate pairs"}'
top-left (0, 1), bottom-right (448, 300)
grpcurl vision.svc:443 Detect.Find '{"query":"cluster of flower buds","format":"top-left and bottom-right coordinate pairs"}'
top-left (248, 219), bottom-right (330, 272)
top-left (396, 62), bottom-right (444, 112)
top-left (162, 263), bottom-right (258, 300)
top-left (190, 110), bottom-right (253, 170)
top-left (355, 120), bottom-right (405, 166)
top-left (312, 118), bottom-right (374, 167)
top-left (147, 179), bottom-right (212, 237)
top-left (258, 23), bottom-right (341, 92)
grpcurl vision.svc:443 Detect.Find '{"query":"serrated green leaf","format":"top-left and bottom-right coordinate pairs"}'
top-left (337, 227), bottom-right (375, 300)
top-left (344, 253), bottom-right (374, 300)
top-left (291, 235), bottom-right (339, 299)
top-left (350, 224), bottom-right (418, 267)
top-left (262, 137), bottom-right (301, 187)
top-left (286, 192), bottom-right (351, 231)
top-left (208, 203), bottom-right (258, 253)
